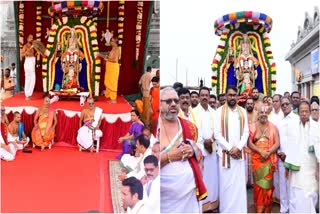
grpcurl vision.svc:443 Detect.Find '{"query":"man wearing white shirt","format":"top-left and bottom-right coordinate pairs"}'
top-left (193, 86), bottom-right (218, 212)
top-left (142, 155), bottom-right (160, 213)
top-left (121, 177), bottom-right (148, 214)
top-left (269, 94), bottom-right (284, 203)
top-left (214, 85), bottom-right (249, 213)
top-left (125, 134), bottom-right (152, 180)
top-left (10, 63), bottom-right (17, 94)
top-left (178, 88), bottom-right (197, 124)
top-left (277, 96), bottom-right (299, 213)
top-left (284, 101), bottom-right (319, 213)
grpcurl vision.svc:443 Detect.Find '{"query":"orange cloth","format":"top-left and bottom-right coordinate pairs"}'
top-left (249, 122), bottom-right (278, 212)
top-left (150, 86), bottom-right (160, 136)
top-left (32, 109), bottom-right (55, 147)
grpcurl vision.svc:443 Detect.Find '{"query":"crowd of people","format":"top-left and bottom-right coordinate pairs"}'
top-left (160, 82), bottom-right (320, 213)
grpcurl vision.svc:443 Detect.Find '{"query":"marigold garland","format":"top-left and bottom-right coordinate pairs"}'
top-left (36, 3), bottom-right (42, 67)
top-left (118, 1), bottom-right (125, 62)
top-left (18, 2), bottom-right (24, 49)
top-left (135, 1), bottom-right (143, 63)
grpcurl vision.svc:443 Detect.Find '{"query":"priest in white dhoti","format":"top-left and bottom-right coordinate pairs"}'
top-left (284, 101), bottom-right (319, 213)
top-left (0, 131), bottom-right (17, 161)
top-left (20, 34), bottom-right (36, 100)
top-left (177, 88), bottom-right (197, 124)
top-left (7, 111), bottom-right (30, 150)
top-left (277, 96), bottom-right (299, 213)
top-left (193, 87), bottom-right (218, 212)
top-left (269, 94), bottom-right (284, 203)
top-left (159, 87), bottom-right (207, 213)
top-left (214, 85), bottom-right (249, 213)
top-left (77, 98), bottom-right (103, 151)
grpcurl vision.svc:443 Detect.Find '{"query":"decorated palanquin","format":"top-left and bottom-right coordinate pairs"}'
top-left (211, 11), bottom-right (277, 99)
top-left (43, 2), bottom-right (103, 98)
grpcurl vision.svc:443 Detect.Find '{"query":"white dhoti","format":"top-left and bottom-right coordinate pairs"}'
top-left (7, 133), bottom-right (30, 150)
top-left (278, 159), bottom-right (289, 212)
top-left (201, 152), bottom-right (219, 210)
top-left (273, 166), bottom-right (280, 202)
top-left (77, 127), bottom-right (102, 150)
top-left (161, 161), bottom-right (201, 213)
top-left (77, 107), bottom-right (103, 150)
top-left (24, 56), bottom-right (36, 97)
top-left (289, 186), bottom-right (318, 213)
top-left (0, 144), bottom-right (17, 161)
top-left (218, 157), bottom-right (247, 213)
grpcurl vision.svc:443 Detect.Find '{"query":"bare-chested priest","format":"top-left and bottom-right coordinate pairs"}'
top-left (7, 111), bottom-right (30, 150)
top-left (77, 97), bottom-right (103, 152)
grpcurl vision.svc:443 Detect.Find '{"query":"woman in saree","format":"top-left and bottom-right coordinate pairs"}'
top-left (248, 105), bottom-right (280, 213)
top-left (117, 109), bottom-right (144, 160)
top-left (32, 97), bottom-right (57, 151)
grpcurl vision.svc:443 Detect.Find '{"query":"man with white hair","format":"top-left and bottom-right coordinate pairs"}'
top-left (160, 87), bottom-right (207, 213)
top-left (77, 97), bottom-right (103, 152)
top-left (284, 101), bottom-right (319, 213)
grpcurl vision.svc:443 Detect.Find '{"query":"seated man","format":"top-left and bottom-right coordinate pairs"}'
top-left (32, 97), bottom-right (57, 151)
top-left (7, 111), bottom-right (30, 150)
top-left (119, 134), bottom-right (152, 181)
top-left (0, 130), bottom-right (18, 161)
top-left (77, 97), bottom-right (103, 152)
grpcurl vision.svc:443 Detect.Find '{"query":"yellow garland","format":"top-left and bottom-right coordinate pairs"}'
top-left (118, 1), bottom-right (125, 61)
top-left (135, 2), bottom-right (143, 61)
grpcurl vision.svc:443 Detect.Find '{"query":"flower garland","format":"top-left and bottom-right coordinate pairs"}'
top-left (42, 17), bottom-right (101, 96)
top-left (211, 28), bottom-right (229, 95)
top-left (262, 31), bottom-right (276, 91)
top-left (118, 0), bottom-right (125, 62)
top-left (36, 3), bottom-right (42, 67)
top-left (18, 2), bottom-right (24, 49)
top-left (135, 1), bottom-right (143, 63)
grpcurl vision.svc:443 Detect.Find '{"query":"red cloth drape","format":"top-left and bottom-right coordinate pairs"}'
top-left (6, 110), bottom-right (36, 137)
top-left (4, 110), bottom-right (130, 150)
top-left (99, 118), bottom-right (131, 150)
top-left (54, 111), bottom-right (130, 149)
top-left (55, 110), bottom-right (80, 146)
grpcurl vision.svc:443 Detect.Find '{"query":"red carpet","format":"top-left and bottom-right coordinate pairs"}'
top-left (2, 92), bottom-right (132, 114)
top-left (1, 146), bottom-right (120, 213)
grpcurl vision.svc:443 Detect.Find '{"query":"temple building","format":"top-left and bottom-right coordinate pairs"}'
top-left (285, 6), bottom-right (319, 98)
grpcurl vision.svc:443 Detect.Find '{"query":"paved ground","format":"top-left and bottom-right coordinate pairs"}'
top-left (247, 187), bottom-right (280, 213)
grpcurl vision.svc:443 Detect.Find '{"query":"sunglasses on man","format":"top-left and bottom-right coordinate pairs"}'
top-left (161, 98), bottom-right (179, 105)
